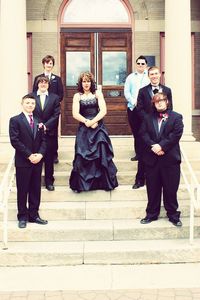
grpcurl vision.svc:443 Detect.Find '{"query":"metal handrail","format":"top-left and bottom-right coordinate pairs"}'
top-left (0, 153), bottom-right (15, 249)
top-left (180, 146), bottom-right (200, 244)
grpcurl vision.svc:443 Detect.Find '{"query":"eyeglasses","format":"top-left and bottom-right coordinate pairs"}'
top-left (155, 99), bottom-right (167, 103)
top-left (137, 62), bottom-right (146, 65)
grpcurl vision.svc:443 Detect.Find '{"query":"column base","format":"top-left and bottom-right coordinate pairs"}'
top-left (181, 133), bottom-right (196, 142)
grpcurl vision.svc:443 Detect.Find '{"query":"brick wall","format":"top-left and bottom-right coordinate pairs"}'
top-left (32, 32), bottom-right (59, 77)
top-left (134, 32), bottom-right (160, 66)
top-left (26, 0), bottom-right (62, 20)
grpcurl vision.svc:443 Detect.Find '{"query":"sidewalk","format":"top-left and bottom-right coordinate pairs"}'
top-left (0, 288), bottom-right (200, 300)
top-left (0, 264), bottom-right (200, 299)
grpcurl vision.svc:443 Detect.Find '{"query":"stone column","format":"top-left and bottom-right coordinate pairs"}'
top-left (165, 0), bottom-right (193, 140)
top-left (0, 0), bottom-right (27, 136)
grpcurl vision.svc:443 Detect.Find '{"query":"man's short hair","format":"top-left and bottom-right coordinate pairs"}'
top-left (22, 94), bottom-right (36, 103)
top-left (136, 55), bottom-right (148, 64)
top-left (148, 66), bottom-right (160, 75)
top-left (151, 92), bottom-right (168, 104)
top-left (42, 55), bottom-right (55, 66)
top-left (36, 75), bottom-right (50, 86)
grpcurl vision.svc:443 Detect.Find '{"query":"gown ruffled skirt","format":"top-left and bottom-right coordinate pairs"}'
top-left (69, 98), bottom-right (118, 192)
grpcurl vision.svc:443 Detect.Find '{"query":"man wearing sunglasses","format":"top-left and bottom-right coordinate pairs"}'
top-left (124, 55), bottom-right (150, 162)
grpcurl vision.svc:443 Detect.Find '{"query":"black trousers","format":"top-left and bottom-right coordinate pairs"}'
top-left (127, 108), bottom-right (145, 184)
top-left (127, 108), bottom-right (141, 156)
top-left (44, 135), bottom-right (56, 186)
top-left (53, 120), bottom-right (59, 159)
top-left (135, 157), bottom-right (145, 184)
top-left (145, 162), bottom-right (181, 221)
top-left (16, 163), bottom-right (42, 221)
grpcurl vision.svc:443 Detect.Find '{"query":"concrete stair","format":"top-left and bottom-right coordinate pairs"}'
top-left (0, 137), bottom-right (200, 266)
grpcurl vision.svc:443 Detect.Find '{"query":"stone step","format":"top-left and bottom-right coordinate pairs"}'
top-left (54, 159), bottom-right (138, 172)
top-left (0, 217), bottom-right (199, 242)
top-left (0, 238), bottom-right (200, 266)
top-left (12, 171), bottom-right (136, 186)
top-left (84, 238), bottom-right (200, 265)
top-left (53, 159), bottom-right (200, 173)
top-left (10, 164), bottom-right (200, 185)
top-left (1, 138), bottom-right (200, 269)
top-left (8, 185), bottom-right (190, 202)
top-left (3, 198), bottom-right (196, 221)
top-left (41, 172), bottom-right (197, 186)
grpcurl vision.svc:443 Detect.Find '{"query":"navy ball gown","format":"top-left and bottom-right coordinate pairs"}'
top-left (69, 95), bottom-right (118, 192)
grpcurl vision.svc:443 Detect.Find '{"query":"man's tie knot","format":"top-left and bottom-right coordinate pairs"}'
top-left (153, 88), bottom-right (159, 95)
top-left (159, 113), bottom-right (169, 121)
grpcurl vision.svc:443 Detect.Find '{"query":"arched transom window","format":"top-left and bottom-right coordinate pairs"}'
top-left (61, 0), bottom-right (131, 26)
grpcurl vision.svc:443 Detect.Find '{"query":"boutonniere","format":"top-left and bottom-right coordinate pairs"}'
top-left (37, 123), bottom-right (46, 132)
top-left (51, 75), bottom-right (55, 80)
top-left (159, 113), bottom-right (169, 122)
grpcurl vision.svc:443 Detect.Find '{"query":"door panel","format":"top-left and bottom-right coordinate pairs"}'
top-left (60, 31), bottom-right (132, 135)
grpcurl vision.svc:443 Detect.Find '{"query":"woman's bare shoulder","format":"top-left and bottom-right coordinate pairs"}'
top-left (95, 90), bottom-right (103, 98)
top-left (73, 92), bottom-right (81, 101)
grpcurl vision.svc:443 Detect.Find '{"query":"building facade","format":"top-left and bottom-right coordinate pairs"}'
top-left (0, 0), bottom-right (199, 138)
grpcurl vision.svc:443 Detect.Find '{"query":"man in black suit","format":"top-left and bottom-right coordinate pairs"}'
top-left (132, 66), bottom-right (173, 189)
top-left (32, 76), bottom-right (60, 191)
top-left (140, 92), bottom-right (183, 226)
top-left (33, 55), bottom-right (64, 163)
top-left (9, 94), bottom-right (47, 228)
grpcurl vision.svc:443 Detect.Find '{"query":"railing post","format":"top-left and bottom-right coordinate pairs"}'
top-left (0, 154), bottom-right (15, 250)
top-left (2, 188), bottom-right (8, 250)
top-left (189, 197), bottom-right (194, 245)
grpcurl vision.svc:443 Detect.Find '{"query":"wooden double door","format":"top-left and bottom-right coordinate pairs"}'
top-left (60, 31), bottom-right (132, 135)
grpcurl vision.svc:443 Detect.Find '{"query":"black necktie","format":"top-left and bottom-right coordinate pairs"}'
top-left (153, 88), bottom-right (159, 94)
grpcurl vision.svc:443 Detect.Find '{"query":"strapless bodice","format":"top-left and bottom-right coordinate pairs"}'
top-left (79, 97), bottom-right (99, 119)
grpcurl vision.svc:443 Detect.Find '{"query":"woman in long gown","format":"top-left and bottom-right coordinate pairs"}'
top-left (69, 71), bottom-right (118, 192)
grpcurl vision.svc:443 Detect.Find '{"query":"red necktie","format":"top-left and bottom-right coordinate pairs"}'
top-left (28, 114), bottom-right (34, 129)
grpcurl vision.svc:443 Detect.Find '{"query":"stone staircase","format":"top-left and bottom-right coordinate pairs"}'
top-left (0, 137), bottom-right (200, 266)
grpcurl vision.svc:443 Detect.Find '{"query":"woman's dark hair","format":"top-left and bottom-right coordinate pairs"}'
top-left (77, 71), bottom-right (96, 94)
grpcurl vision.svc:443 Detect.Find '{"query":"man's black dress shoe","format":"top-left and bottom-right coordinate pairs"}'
top-left (29, 217), bottom-right (48, 225)
top-left (46, 184), bottom-right (55, 191)
top-left (54, 157), bottom-right (59, 164)
top-left (169, 219), bottom-right (182, 227)
top-left (132, 182), bottom-right (144, 189)
top-left (140, 217), bottom-right (158, 224)
top-left (131, 155), bottom-right (138, 161)
top-left (18, 220), bottom-right (27, 228)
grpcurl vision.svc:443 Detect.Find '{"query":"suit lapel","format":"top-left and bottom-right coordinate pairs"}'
top-left (159, 111), bottom-right (170, 136)
top-left (147, 84), bottom-right (153, 100)
top-left (152, 116), bottom-right (159, 137)
top-left (33, 117), bottom-right (38, 139)
top-left (159, 119), bottom-right (166, 136)
top-left (35, 95), bottom-right (43, 111)
top-left (43, 95), bottom-right (48, 111)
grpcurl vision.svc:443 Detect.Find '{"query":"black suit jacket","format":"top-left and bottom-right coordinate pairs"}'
top-left (32, 92), bottom-right (60, 136)
top-left (137, 84), bottom-right (173, 120)
top-left (140, 110), bottom-right (183, 167)
top-left (9, 113), bottom-right (46, 167)
top-left (33, 73), bottom-right (64, 101)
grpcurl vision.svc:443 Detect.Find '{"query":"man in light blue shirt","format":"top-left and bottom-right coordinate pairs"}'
top-left (124, 55), bottom-right (150, 161)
